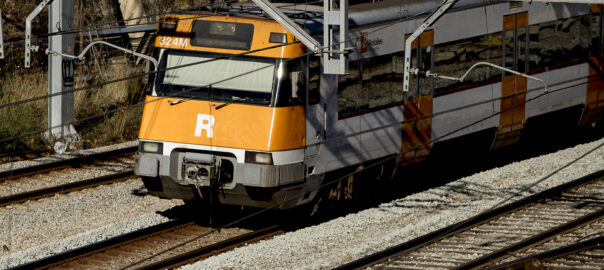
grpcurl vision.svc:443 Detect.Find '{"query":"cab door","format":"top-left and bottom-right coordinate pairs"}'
top-left (579, 4), bottom-right (604, 125)
top-left (492, 12), bottom-right (529, 150)
top-left (304, 55), bottom-right (324, 177)
top-left (402, 30), bottom-right (434, 164)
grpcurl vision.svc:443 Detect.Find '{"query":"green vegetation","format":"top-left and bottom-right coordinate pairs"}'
top-left (0, 68), bottom-right (48, 155)
top-left (0, 0), bottom-right (210, 160)
top-left (0, 61), bottom-right (146, 157)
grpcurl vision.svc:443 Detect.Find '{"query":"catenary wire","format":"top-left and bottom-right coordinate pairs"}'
top-left (6, 0), bottom-right (601, 264)
top-left (0, 51), bottom-right (599, 147)
top-left (3, 0), bottom-right (600, 221)
top-left (0, 2), bottom-right (438, 110)
top-left (0, 59), bottom-right (597, 150)
top-left (3, 0), bottom-right (325, 44)
top-left (0, 42), bottom-right (297, 110)
top-left (3, 4), bottom-right (602, 263)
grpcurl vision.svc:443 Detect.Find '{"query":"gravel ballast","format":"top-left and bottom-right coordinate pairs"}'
top-left (181, 137), bottom-right (604, 269)
top-left (0, 140), bottom-right (187, 269)
top-left (0, 179), bottom-right (183, 269)
top-left (0, 141), bottom-right (137, 172)
top-left (0, 157), bottom-right (134, 197)
top-left (0, 140), bottom-right (137, 197)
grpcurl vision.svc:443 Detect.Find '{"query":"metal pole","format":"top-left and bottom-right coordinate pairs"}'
top-left (0, 9), bottom-right (4, 59)
top-left (48, 0), bottom-right (78, 141)
top-left (323, 0), bottom-right (349, 75)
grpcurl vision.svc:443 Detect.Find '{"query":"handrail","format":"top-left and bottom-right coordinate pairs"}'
top-left (430, 61), bottom-right (548, 94)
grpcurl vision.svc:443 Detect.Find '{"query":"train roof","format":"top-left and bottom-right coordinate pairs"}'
top-left (217, 0), bottom-right (499, 34)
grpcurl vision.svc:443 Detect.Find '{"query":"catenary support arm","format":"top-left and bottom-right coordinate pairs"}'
top-left (250, 0), bottom-right (322, 54)
top-left (403, 0), bottom-right (459, 92)
top-left (25, 0), bottom-right (53, 68)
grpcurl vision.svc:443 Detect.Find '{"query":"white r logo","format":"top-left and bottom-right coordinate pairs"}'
top-left (194, 114), bottom-right (215, 138)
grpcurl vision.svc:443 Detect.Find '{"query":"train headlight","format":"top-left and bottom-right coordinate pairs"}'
top-left (245, 151), bottom-right (273, 165)
top-left (140, 141), bottom-right (163, 154)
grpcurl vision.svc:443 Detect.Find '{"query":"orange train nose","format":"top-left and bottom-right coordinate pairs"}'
top-left (138, 96), bottom-right (305, 151)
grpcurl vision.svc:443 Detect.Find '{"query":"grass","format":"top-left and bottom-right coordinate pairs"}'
top-left (0, 68), bottom-right (49, 156)
top-left (0, 0), bottom-right (212, 160)
top-left (0, 60), bottom-right (147, 159)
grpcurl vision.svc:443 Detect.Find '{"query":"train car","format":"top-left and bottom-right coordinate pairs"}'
top-left (134, 0), bottom-right (604, 209)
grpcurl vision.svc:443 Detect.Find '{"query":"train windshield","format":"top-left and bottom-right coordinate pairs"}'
top-left (154, 50), bottom-right (276, 105)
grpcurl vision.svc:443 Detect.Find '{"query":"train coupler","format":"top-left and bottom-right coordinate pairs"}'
top-left (182, 154), bottom-right (222, 187)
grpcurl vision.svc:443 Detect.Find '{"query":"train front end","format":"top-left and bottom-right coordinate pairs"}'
top-left (135, 14), bottom-right (310, 208)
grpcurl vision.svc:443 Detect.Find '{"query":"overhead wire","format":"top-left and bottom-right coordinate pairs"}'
top-left (0, 42), bottom-right (295, 111)
top-left (1, 0), bottom-right (599, 185)
top-left (1, 1), bottom-right (597, 169)
top-left (2, 2), bottom-right (221, 43)
top-left (3, 0), bottom-right (325, 43)
top-left (0, 2), bottom-right (437, 110)
top-left (3, 2), bottom-right (604, 264)
top-left (0, 3), bottom-right (598, 150)
top-left (0, 54), bottom-right (283, 145)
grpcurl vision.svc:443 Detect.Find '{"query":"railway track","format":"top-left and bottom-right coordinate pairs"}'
top-left (486, 235), bottom-right (604, 269)
top-left (337, 170), bottom-right (604, 270)
top-left (0, 146), bottom-right (137, 181)
top-left (11, 220), bottom-right (283, 270)
top-left (0, 170), bottom-right (136, 207)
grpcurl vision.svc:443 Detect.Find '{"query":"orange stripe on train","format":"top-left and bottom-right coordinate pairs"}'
top-left (139, 96), bottom-right (306, 151)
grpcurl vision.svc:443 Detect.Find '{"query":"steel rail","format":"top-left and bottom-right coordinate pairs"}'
top-left (333, 169), bottom-right (604, 270)
top-left (457, 207), bottom-right (604, 269)
top-left (485, 235), bottom-right (604, 270)
top-left (0, 146), bottom-right (137, 181)
top-left (9, 218), bottom-right (193, 270)
top-left (10, 221), bottom-right (282, 270)
top-left (135, 225), bottom-right (284, 270)
top-left (0, 170), bottom-right (136, 207)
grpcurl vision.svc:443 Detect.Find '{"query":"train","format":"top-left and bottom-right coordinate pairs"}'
top-left (134, 0), bottom-right (604, 210)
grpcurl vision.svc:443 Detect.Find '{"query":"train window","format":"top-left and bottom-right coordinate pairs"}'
top-left (419, 46), bottom-right (433, 96)
top-left (337, 53), bottom-right (406, 118)
top-left (581, 16), bottom-right (592, 55)
top-left (190, 20), bottom-right (254, 50)
top-left (503, 29), bottom-right (515, 74)
top-left (274, 58), bottom-right (305, 107)
top-left (363, 55), bottom-right (399, 110)
top-left (433, 33), bottom-right (501, 92)
top-left (275, 56), bottom-right (321, 107)
top-left (308, 56), bottom-right (321, 105)
top-left (269, 32), bottom-right (287, 44)
top-left (338, 61), bottom-right (362, 117)
top-left (502, 13), bottom-right (529, 76)
top-left (528, 22), bottom-right (556, 71)
top-left (528, 16), bottom-right (590, 71)
top-left (407, 47), bottom-right (419, 99)
top-left (557, 16), bottom-right (589, 62)
top-left (591, 6), bottom-right (603, 56)
top-left (591, 8), bottom-right (603, 56)
top-left (155, 50), bottom-right (274, 105)
top-left (518, 26), bottom-right (529, 73)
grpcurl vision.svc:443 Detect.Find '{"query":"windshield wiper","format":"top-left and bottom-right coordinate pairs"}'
top-left (215, 102), bottom-right (230, 110)
top-left (170, 99), bottom-right (185, 106)
top-left (214, 97), bottom-right (264, 110)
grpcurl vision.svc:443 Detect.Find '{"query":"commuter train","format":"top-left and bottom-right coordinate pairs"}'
top-left (135, 0), bottom-right (604, 209)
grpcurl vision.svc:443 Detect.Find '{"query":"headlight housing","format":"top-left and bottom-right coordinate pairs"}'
top-left (245, 151), bottom-right (273, 165)
top-left (140, 141), bottom-right (163, 154)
